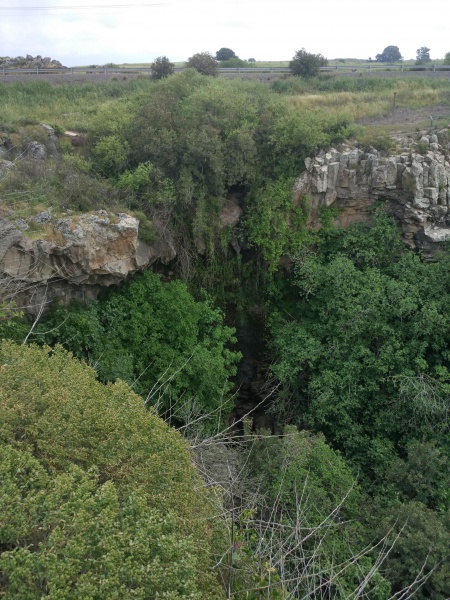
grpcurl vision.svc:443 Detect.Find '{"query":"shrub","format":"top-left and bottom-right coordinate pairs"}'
top-left (219, 57), bottom-right (250, 68)
top-left (416, 140), bottom-right (429, 155)
top-left (0, 341), bottom-right (225, 597)
top-left (91, 134), bottom-right (130, 177)
top-left (289, 48), bottom-right (328, 77)
top-left (186, 52), bottom-right (219, 76)
top-left (150, 55), bottom-right (175, 80)
top-left (132, 209), bottom-right (156, 243)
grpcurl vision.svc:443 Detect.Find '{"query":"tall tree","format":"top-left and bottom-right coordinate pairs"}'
top-left (375, 45), bottom-right (403, 62)
top-left (215, 47), bottom-right (237, 61)
top-left (416, 46), bottom-right (431, 63)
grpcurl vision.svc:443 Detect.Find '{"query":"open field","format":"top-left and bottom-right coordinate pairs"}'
top-left (1, 71), bottom-right (449, 136)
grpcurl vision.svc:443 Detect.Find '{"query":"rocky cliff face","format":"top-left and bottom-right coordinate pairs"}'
top-left (0, 199), bottom-right (243, 316)
top-left (0, 211), bottom-right (176, 316)
top-left (3, 126), bottom-right (450, 317)
top-left (294, 129), bottom-right (450, 254)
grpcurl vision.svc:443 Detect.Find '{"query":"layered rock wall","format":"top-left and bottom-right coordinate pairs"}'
top-left (0, 212), bottom-right (175, 316)
top-left (294, 130), bottom-right (450, 253)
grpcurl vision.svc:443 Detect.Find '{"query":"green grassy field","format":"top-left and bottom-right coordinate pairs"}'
top-left (1, 74), bottom-right (450, 135)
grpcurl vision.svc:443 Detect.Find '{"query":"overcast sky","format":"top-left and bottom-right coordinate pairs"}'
top-left (0, 0), bottom-right (448, 66)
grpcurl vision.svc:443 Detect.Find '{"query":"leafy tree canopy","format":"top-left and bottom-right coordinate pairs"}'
top-left (375, 45), bottom-right (403, 62)
top-left (444, 51), bottom-right (450, 65)
top-left (269, 212), bottom-right (450, 488)
top-left (215, 47), bottom-right (237, 61)
top-left (289, 48), bottom-right (328, 77)
top-left (416, 46), bottom-right (431, 63)
top-left (34, 272), bottom-right (240, 430)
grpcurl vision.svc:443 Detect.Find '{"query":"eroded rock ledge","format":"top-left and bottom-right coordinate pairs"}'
top-left (0, 211), bottom-right (176, 316)
top-left (294, 130), bottom-right (450, 254)
top-left (0, 199), bottom-right (243, 316)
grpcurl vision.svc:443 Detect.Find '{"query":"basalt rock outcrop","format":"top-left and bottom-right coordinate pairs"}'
top-left (294, 129), bottom-right (450, 255)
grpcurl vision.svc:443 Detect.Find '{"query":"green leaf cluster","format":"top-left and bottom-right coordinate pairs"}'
top-left (34, 272), bottom-right (240, 430)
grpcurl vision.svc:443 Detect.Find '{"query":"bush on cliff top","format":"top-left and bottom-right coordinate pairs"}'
top-left (0, 340), bottom-right (225, 598)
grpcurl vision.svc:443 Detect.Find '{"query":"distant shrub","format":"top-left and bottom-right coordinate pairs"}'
top-left (358, 128), bottom-right (394, 153)
top-left (416, 141), bottom-right (429, 155)
top-left (186, 52), bottom-right (218, 76)
top-left (150, 55), bottom-right (175, 80)
top-left (290, 48), bottom-right (328, 77)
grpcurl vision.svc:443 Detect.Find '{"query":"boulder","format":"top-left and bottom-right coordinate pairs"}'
top-left (28, 141), bottom-right (47, 161)
top-left (0, 160), bottom-right (15, 176)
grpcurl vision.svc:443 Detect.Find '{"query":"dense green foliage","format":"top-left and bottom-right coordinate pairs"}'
top-left (0, 341), bottom-right (225, 598)
top-left (289, 48), bottom-right (328, 77)
top-left (268, 213), bottom-right (450, 597)
top-left (111, 71), bottom-right (352, 262)
top-left (244, 427), bottom-right (391, 598)
top-left (375, 45), bottom-right (403, 62)
top-left (270, 213), bottom-right (450, 480)
top-left (33, 272), bottom-right (240, 429)
top-left (2, 73), bottom-right (450, 597)
top-left (150, 55), bottom-right (175, 79)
